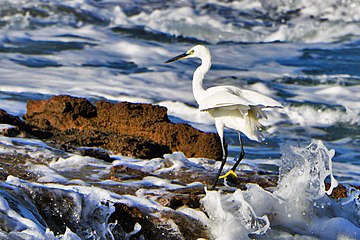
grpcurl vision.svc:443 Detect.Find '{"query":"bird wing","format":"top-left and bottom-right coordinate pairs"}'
top-left (198, 86), bottom-right (282, 111)
top-left (241, 89), bottom-right (282, 107)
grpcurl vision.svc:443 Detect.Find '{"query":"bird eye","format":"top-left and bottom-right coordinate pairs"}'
top-left (189, 50), bottom-right (194, 55)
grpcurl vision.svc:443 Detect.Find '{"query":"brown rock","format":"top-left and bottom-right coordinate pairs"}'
top-left (24, 95), bottom-right (223, 160)
top-left (95, 100), bottom-right (222, 159)
top-left (109, 164), bottom-right (151, 181)
top-left (49, 129), bottom-right (170, 159)
top-left (95, 100), bottom-right (169, 128)
top-left (325, 183), bottom-right (348, 199)
top-left (25, 95), bottom-right (96, 131)
top-left (158, 189), bottom-right (204, 209)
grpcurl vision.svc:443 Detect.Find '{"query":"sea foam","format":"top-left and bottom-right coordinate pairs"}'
top-left (200, 140), bottom-right (359, 240)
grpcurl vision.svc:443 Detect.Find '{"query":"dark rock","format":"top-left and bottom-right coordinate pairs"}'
top-left (0, 125), bottom-right (22, 137)
top-left (0, 154), bottom-right (37, 181)
top-left (109, 203), bottom-right (211, 240)
top-left (226, 170), bottom-right (279, 190)
top-left (8, 182), bottom-right (115, 239)
top-left (28, 187), bottom-right (81, 236)
top-left (158, 190), bottom-right (203, 209)
top-left (0, 108), bottom-right (52, 138)
top-left (109, 164), bottom-right (151, 181)
top-left (52, 144), bottom-right (113, 162)
top-left (161, 210), bottom-right (210, 240)
top-left (108, 156), bottom-right (215, 187)
top-left (0, 109), bottom-right (27, 129)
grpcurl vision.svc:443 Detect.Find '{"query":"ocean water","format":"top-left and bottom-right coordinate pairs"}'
top-left (0, 0), bottom-right (359, 239)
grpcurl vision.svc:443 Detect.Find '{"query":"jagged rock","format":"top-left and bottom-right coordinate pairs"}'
top-left (109, 203), bottom-right (211, 240)
top-left (24, 95), bottom-right (223, 160)
top-left (27, 187), bottom-right (82, 236)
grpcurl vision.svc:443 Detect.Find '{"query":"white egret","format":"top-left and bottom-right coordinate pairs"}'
top-left (165, 45), bottom-right (282, 188)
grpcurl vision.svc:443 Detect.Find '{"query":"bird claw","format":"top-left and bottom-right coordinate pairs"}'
top-left (218, 170), bottom-right (238, 179)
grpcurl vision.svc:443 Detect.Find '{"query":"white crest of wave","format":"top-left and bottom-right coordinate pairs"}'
top-left (111, 0), bottom-right (360, 43)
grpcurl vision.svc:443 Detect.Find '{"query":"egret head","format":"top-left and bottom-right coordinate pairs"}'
top-left (165, 45), bottom-right (210, 63)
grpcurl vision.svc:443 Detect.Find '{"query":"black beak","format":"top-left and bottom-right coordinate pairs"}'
top-left (165, 52), bottom-right (190, 63)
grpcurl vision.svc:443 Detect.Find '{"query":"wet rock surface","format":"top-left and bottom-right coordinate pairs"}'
top-left (0, 145), bottom-right (355, 240)
top-left (1, 96), bottom-right (357, 239)
top-left (0, 145), bottom-right (277, 240)
top-left (110, 202), bottom-right (211, 240)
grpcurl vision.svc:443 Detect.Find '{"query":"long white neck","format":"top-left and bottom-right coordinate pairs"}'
top-left (192, 56), bottom-right (211, 104)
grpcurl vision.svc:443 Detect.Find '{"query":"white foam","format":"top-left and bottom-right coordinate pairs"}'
top-left (201, 187), bottom-right (272, 239)
top-left (110, 0), bottom-right (360, 43)
top-left (59, 228), bottom-right (81, 240)
top-left (201, 140), bottom-right (359, 239)
top-left (286, 84), bottom-right (360, 126)
top-left (29, 164), bottom-right (69, 184)
top-left (1, 0), bottom-right (360, 47)
top-left (133, 176), bottom-right (184, 189)
top-left (49, 155), bottom-right (109, 172)
top-left (4, 176), bottom-right (117, 239)
top-left (0, 124), bottom-right (16, 131)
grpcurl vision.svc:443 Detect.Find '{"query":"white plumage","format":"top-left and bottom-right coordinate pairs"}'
top-left (165, 45), bottom-right (282, 188)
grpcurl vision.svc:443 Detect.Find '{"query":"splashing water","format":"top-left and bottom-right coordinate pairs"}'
top-left (277, 139), bottom-right (338, 199)
top-left (201, 140), bottom-right (360, 240)
top-left (201, 189), bottom-right (270, 240)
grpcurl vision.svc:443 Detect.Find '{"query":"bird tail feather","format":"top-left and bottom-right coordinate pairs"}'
top-left (246, 109), bottom-right (264, 142)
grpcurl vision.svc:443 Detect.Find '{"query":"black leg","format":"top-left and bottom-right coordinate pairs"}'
top-left (211, 137), bottom-right (227, 189)
top-left (211, 154), bottom-right (227, 189)
top-left (231, 133), bottom-right (245, 172)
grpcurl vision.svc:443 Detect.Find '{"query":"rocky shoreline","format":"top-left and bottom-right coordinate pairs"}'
top-left (0, 95), bottom-right (353, 239)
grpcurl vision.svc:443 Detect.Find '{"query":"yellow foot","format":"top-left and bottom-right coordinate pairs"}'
top-left (218, 170), bottom-right (238, 179)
